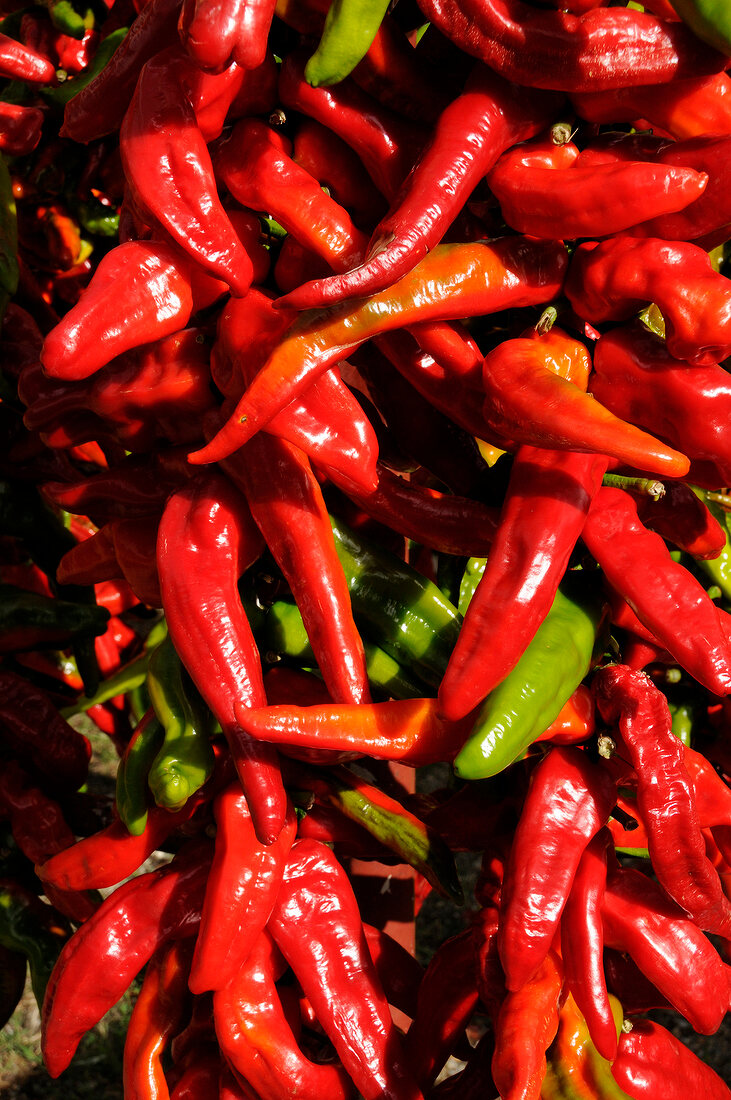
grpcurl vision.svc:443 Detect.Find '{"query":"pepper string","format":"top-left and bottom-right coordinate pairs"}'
top-left (3, 2), bottom-right (731, 1099)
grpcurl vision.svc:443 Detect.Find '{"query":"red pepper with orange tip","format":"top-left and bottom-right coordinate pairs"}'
top-left (188, 784), bottom-right (297, 994)
top-left (235, 697), bottom-right (471, 767)
top-left (593, 663), bottom-right (731, 936)
top-left (119, 48), bottom-right (254, 296)
top-left (213, 931), bottom-right (357, 1100)
top-left (41, 840), bottom-right (211, 1079)
top-left (211, 292), bottom-right (380, 493)
top-left (278, 64), bottom-right (563, 311)
top-left (156, 472), bottom-right (288, 845)
top-left (188, 235), bottom-right (567, 465)
top-left (267, 838), bottom-right (424, 1100)
top-left (123, 938), bottom-right (194, 1100)
top-left (491, 945), bottom-right (563, 1100)
top-left (479, 336), bottom-right (689, 478)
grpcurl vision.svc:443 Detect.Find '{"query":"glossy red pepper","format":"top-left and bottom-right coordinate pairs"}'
top-left (156, 472), bottom-right (288, 845)
top-left (414, 0), bottom-right (727, 91)
top-left (594, 663), bottom-right (731, 936)
top-left (119, 48), bottom-right (254, 295)
top-left (189, 784), bottom-right (297, 994)
top-left (42, 842), bottom-right (211, 1078)
top-left (279, 64), bottom-right (563, 311)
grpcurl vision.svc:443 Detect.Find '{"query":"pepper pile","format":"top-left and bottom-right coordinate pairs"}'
top-left (3, 0), bottom-right (731, 1096)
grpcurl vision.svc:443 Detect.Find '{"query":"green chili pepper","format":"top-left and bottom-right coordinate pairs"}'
top-left (329, 513), bottom-right (462, 688)
top-left (46, 0), bottom-right (93, 38)
top-left (115, 710), bottom-right (165, 835)
top-left (692, 488), bottom-right (731, 601)
top-left (453, 575), bottom-right (607, 780)
top-left (304, 0), bottom-right (391, 86)
top-left (458, 556), bottom-right (486, 615)
top-left (0, 152), bottom-right (18, 302)
top-left (146, 636), bottom-right (216, 812)
top-left (261, 598), bottom-right (428, 700)
top-left (0, 881), bottom-right (72, 1011)
top-left (0, 584), bottom-right (110, 654)
top-left (42, 25), bottom-right (127, 105)
top-left (292, 763), bottom-right (463, 903)
top-left (669, 0), bottom-right (731, 56)
top-left (61, 649), bottom-right (152, 716)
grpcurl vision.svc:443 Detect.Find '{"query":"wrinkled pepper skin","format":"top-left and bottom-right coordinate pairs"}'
top-left (268, 839), bottom-right (424, 1100)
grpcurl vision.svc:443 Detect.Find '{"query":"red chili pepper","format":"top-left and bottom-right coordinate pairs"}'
top-left (601, 864), bottom-right (730, 1036)
top-left (279, 64), bottom-right (563, 311)
top-left (414, 0), bottom-right (727, 91)
top-left (39, 240), bottom-right (195, 381)
top-left (178, 0), bottom-right (275, 71)
top-left (582, 488), bottom-right (731, 695)
top-left (478, 336), bottom-right (689, 478)
top-left (61, 0), bottom-right (182, 143)
top-left (123, 938), bottom-right (194, 1100)
top-left (594, 663), bottom-right (731, 936)
top-left (291, 116), bottom-right (384, 228)
top-left (637, 480), bottom-right (726, 559)
top-left (211, 291), bottom-right (380, 493)
top-left (491, 944), bottom-right (563, 1100)
top-left (439, 445), bottom-right (607, 723)
top-left (214, 118), bottom-right (369, 273)
top-left (156, 472), bottom-right (288, 845)
top-left (498, 746), bottom-right (617, 993)
top-left (571, 71), bottom-right (731, 140)
top-left (404, 928), bottom-right (479, 1089)
top-left (590, 321), bottom-right (731, 490)
top-left (219, 430), bottom-right (371, 706)
top-left (0, 31), bottom-right (57, 83)
top-left (560, 829), bottom-right (616, 1062)
top-left (267, 838), bottom-right (423, 1100)
top-left (188, 236), bottom-right (567, 465)
top-left (278, 46), bottom-right (426, 202)
top-left (42, 842), bottom-right (210, 1078)
top-left (566, 236), bottom-right (731, 367)
top-left (188, 784), bottom-right (296, 994)
top-left (612, 1017), bottom-right (731, 1099)
top-left (486, 138), bottom-right (707, 239)
top-left (235, 697), bottom-right (472, 766)
top-left (213, 931), bottom-right (357, 1100)
top-left (0, 101), bottom-right (44, 156)
top-left (119, 48), bottom-right (254, 295)
top-left (0, 669), bottom-right (91, 791)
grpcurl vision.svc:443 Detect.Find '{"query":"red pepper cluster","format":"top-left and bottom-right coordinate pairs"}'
top-left (3, 0), bottom-right (731, 1097)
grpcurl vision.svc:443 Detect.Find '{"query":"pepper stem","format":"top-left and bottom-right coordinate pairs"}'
top-left (601, 473), bottom-right (665, 500)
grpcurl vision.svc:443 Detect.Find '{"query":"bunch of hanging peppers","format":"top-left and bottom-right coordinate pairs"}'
top-left (4, 0), bottom-right (731, 1095)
